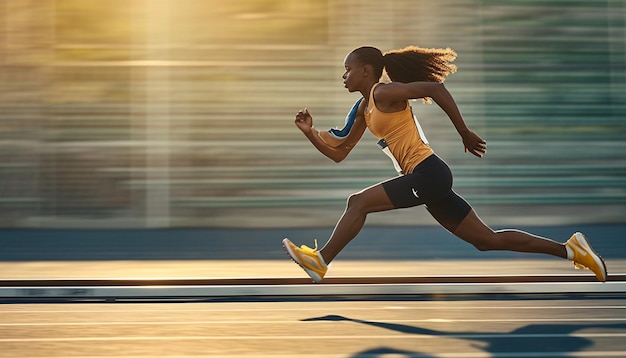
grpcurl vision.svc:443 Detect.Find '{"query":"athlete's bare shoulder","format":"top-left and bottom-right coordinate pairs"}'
top-left (373, 83), bottom-right (410, 112)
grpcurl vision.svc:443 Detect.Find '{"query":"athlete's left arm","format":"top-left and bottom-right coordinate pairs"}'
top-left (377, 82), bottom-right (487, 157)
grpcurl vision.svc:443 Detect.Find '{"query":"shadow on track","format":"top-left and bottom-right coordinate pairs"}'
top-left (302, 314), bottom-right (626, 357)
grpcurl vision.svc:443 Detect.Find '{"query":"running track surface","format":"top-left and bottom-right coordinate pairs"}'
top-left (2, 257), bottom-right (625, 357)
top-left (2, 297), bottom-right (626, 357)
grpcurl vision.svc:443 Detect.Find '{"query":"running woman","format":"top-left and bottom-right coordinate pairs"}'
top-left (282, 46), bottom-right (607, 282)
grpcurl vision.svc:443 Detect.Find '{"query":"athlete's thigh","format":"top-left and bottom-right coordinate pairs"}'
top-left (380, 171), bottom-right (429, 209)
top-left (382, 155), bottom-right (453, 209)
top-left (426, 189), bottom-right (472, 233)
top-left (352, 181), bottom-right (396, 213)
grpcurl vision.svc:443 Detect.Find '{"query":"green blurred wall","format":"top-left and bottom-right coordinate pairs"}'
top-left (0, 0), bottom-right (624, 228)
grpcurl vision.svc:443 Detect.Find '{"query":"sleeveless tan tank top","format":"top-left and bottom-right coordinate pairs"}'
top-left (365, 83), bottom-right (434, 174)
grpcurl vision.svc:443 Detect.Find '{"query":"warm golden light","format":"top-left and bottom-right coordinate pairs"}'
top-left (0, 0), bottom-right (624, 228)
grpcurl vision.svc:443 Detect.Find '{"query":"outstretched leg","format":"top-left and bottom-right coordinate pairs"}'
top-left (428, 191), bottom-right (606, 281)
top-left (425, 189), bottom-right (567, 258)
top-left (451, 209), bottom-right (567, 258)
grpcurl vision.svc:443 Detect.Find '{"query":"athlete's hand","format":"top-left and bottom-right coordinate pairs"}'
top-left (461, 129), bottom-right (487, 157)
top-left (295, 108), bottom-right (314, 134)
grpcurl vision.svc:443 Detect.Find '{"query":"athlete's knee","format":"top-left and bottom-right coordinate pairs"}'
top-left (346, 190), bottom-right (373, 213)
top-left (346, 192), bottom-right (363, 210)
top-left (456, 230), bottom-right (499, 252)
top-left (472, 239), bottom-right (494, 252)
top-left (451, 210), bottom-right (502, 251)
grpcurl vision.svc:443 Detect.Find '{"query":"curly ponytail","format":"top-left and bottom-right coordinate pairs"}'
top-left (382, 45), bottom-right (457, 83)
top-left (350, 45), bottom-right (457, 84)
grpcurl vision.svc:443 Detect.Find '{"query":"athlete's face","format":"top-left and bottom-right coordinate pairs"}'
top-left (342, 53), bottom-right (365, 92)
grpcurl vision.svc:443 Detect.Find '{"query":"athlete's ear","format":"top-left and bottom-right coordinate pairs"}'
top-left (362, 64), bottom-right (373, 77)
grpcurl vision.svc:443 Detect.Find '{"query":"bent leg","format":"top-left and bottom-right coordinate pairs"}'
top-left (320, 183), bottom-right (395, 263)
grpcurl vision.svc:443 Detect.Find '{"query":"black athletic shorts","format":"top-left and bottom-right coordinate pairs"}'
top-left (381, 154), bottom-right (472, 231)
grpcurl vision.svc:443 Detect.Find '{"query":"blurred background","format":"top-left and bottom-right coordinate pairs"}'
top-left (1, 0), bottom-right (625, 233)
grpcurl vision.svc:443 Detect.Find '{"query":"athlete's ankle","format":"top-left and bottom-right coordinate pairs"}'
top-left (564, 243), bottom-right (574, 260)
top-left (318, 249), bottom-right (331, 266)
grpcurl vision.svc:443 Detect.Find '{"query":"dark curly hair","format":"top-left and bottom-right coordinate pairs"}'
top-left (351, 45), bottom-right (457, 83)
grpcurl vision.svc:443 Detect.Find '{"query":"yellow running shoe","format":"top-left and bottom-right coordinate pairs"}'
top-left (566, 232), bottom-right (607, 282)
top-left (282, 238), bottom-right (328, 283)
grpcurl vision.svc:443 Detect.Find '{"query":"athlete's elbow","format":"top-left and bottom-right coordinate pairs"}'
top-left (329, 154), bottom-right (346, 163)
top-left (432, 82), bottom-right (451, 100)
top-left (326, 148), bottom-right (349, 163)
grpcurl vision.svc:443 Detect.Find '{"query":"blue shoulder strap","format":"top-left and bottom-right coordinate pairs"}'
top-left (328, 97), bottom-right (364, 139)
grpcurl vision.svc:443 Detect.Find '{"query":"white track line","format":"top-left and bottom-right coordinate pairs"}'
top-left (3, 281), bottom-right (626, 299)
top-left (2, 317), bottom-right (626, 326)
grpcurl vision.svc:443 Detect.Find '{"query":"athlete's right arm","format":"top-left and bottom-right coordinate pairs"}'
top-left (295, 107), bottom-right (366, 163)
